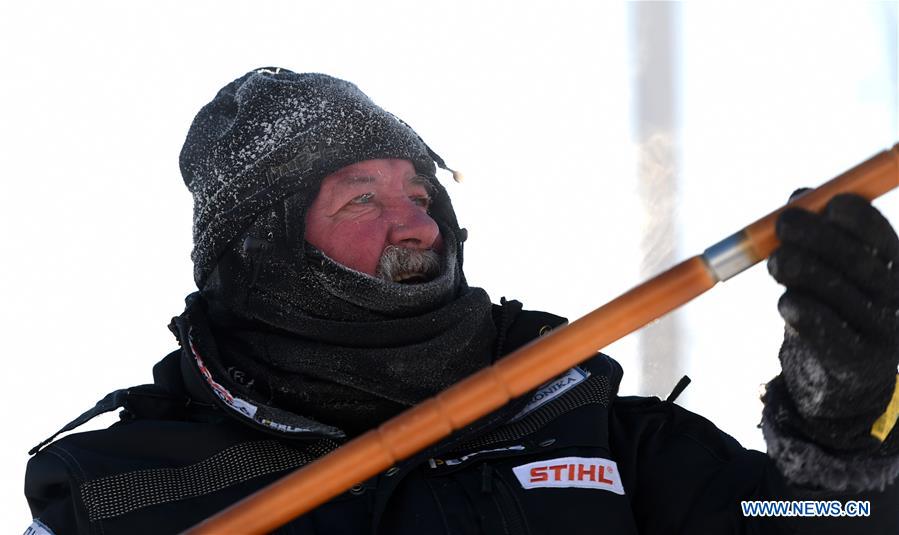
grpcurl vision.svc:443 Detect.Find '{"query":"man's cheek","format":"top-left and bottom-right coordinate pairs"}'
top-left (359, 240), bottom-right (395, 276)
top-left (433, 233), bottom-right (445, 254)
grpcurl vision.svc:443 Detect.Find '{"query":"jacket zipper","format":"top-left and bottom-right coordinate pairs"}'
top-left (491, 467), bottom-right (531, 535)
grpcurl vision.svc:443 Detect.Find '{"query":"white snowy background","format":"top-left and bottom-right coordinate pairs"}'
top-left (1, 1), bottom-right (897, 530)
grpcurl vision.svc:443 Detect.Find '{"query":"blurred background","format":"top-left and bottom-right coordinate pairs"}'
top-left (1, 1), bottom-right (897, 529)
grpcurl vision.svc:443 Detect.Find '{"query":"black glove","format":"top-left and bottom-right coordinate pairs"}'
top-left (764, 192), bottom-right (899, 455)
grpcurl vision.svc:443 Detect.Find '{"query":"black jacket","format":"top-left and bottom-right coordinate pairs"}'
top-left (24, 306), bottom-right (899, 534)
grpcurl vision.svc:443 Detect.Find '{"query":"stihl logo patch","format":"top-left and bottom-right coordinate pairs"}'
top-left (512, 456), bottom-right (625, 494)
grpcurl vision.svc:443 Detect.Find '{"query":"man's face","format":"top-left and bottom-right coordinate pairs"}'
top-left (305, 158), bottom-right (443, 282)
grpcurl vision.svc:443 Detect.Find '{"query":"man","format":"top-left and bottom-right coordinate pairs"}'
top-left (24, 68), bottom-right (899, 534)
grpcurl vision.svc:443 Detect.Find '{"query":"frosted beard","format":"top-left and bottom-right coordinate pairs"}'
top-left (376, 246), bottom-right (441, 284)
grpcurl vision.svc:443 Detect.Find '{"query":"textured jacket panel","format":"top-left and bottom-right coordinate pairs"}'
top-left (25, 418), bottom-right (346, 534)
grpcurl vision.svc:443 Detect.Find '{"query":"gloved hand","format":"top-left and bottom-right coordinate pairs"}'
top-left (764, 192), bottom-right (899, 455)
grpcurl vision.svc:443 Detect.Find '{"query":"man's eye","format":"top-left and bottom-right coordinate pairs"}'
top-left (351, 192), bottom-right (374, 205)
top-left (411, 195), bottom-right (432, 208)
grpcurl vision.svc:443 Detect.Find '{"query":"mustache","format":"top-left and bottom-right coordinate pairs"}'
top-left (375, 246), bottom-right (441, 284)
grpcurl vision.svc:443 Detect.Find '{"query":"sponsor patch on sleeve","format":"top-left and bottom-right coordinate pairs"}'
top-left (24, 519), bottom-right (55, 535)
top-left (189, 340), bottom-right (258, 419)
top-left (512, 456), bottom-right (625, 495)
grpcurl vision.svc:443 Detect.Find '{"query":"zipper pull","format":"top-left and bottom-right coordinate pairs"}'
top-left (480, 463), bottom-right (493, 494)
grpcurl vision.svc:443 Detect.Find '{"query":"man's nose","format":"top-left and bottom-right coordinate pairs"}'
top-left (385, 200), bottom-right (440, 248)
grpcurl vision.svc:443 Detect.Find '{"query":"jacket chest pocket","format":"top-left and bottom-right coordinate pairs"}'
top-left (415, 462), bottom-right (533, 535)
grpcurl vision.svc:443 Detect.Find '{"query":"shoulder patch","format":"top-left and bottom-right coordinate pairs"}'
top-left (511, 367), bottom-right (590, 422)
top-left (188, 338), bottom-right (312, 434)
top-left (24, 519), bottom-right (55, 535)
top-left (512, 456), bottom-right (624, 494)
top-left (190, 339), bottom-right (258, 419)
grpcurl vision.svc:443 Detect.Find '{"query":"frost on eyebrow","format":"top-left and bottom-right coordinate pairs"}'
top-left (328, 175), bottom-right (376, 198)
top-left (327, 173), bottom-right (435, 201)
top-left (410, 174), bottom-right (438, 196)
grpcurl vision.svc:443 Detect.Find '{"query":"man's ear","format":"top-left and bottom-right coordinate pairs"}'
top-left (284, 191), bottom-right (312, 246)
top-left (242, 235), bottom-right (274, 289)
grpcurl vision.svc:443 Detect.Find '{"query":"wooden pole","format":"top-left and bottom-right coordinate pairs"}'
top-left (185, 144), bottom-right (899, 535)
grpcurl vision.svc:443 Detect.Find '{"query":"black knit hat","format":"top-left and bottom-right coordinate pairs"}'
top-left (180, 67), bottom-right (458, 288)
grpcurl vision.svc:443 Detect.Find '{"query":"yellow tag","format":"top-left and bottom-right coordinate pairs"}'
top-left (871, 375), bottom-right (899, 442)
